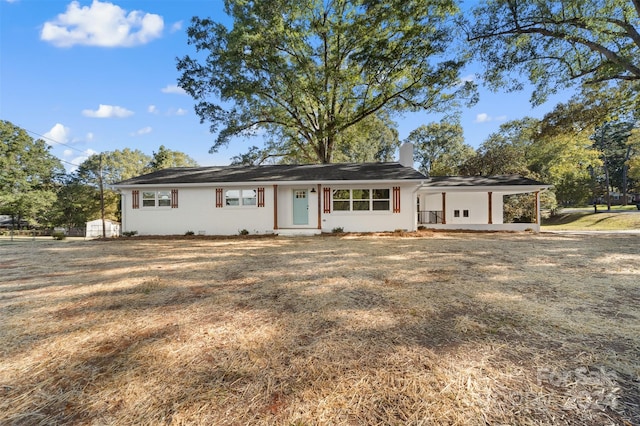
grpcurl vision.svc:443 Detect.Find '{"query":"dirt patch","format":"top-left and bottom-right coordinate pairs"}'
top-left (1, 233), bottom-right (639, 425)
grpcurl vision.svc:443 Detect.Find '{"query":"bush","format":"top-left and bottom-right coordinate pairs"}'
top-left (331, 227), bottom-right (344, 234)
top-left (122, 231), bottom-right (138, 237)
top-left (185, 231), bottom-right (195, 236)
top-left (239, 229), bottom-right (249, 235)
top-left (52, 232), bottom-right (66, 240)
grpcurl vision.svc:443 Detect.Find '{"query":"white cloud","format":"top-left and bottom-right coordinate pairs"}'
top-left (82, 104), bottom-right (134, 118)
top-left (131, 126), bottom-right (152, 136)
top-left (161, 84), bottom-right (186, 95)
top-left (172, 108), bottom-right (187, 116)
top-left (85, 132), bottom-right (94, 141)
top-left (475, 113), bottom-right (490, 123)
top-left (63, 149), bottom-right (73, 157)
top-left (474, 113), bottom-right (507, 124)
top-left (40, 0), bottom-right (164, 48)
top-left (148, 105), bottom-right (159, 114)
top-left (43, 123), bottom-right (71, 144)
top-left (170, 21), bottom-right (183, 33)
top-left (68, 148), bottom-right (98, 170)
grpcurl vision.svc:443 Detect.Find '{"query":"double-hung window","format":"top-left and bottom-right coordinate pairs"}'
top-left (225, 189), bottom-right (257, 206)
top-left (142, 191), bottom-right (171, 208)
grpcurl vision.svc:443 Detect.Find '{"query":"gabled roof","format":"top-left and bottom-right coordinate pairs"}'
top-left (420, 175), bottom-right (549, 187)
top-left (114, 162), bottom-right (427, 186)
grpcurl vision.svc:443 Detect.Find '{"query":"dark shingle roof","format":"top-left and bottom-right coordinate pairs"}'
top-left (114, 162), bottom-right (426, 186)
top-left (421, 175), bottom-right (549, 187)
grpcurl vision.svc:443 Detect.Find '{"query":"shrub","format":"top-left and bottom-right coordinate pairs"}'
top-left (185, 231), bottom-right (195, 236)
top-left (52, 232), bottom-right (66, 240)
top-left (417, 225), bottom-right (427, 231)
top-left (239, 229), bottom-right (249, 235)
top-left (331, 227), bottom-right (344, 234)
top-left (122, 231), bottom-right (138, 237)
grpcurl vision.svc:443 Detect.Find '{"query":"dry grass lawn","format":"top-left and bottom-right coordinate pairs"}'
top-left (1, 232), bottom-right (639, 425)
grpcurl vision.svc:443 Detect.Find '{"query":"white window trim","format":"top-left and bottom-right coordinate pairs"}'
top-left (141, 190), bottom-right (172, 209)
top-left (224, 188), bottom-right (258, 208)
top-left (331, 188), bottom-right (391, 212)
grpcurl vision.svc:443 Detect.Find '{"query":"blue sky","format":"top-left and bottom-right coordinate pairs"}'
top-left (1, 0), bottom-right (572, 170)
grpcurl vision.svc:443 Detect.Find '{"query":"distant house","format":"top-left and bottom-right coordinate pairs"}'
top-left (113, 143), bottom-right (550, 236)
top-left (86, 219), bottom-right (120, 238)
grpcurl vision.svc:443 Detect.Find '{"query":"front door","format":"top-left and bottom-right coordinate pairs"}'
top-left (292, 189), bottom-right (309, 225)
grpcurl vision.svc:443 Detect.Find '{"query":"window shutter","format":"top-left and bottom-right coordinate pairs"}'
top-left (171, 189), bottom-right (178, 208)
top-left (257, 187), bottom-right (265, 207)
top-left (393, 187), bottom-right (400, 213)
top-left (215, 188), bottom-right (223, 208)
top-left (132, 190), bottom-right (139, 209)
top-left (323, 187), bottom-right (331, 213)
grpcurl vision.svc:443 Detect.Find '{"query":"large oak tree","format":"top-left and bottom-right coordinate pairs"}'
top-left (465, 0), bottom-right (640, 105)
top-left (177, 0), bottom-right (475, 163)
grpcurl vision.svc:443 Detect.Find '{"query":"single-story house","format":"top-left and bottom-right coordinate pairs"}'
top-left (86, 219), bottom-right (120, 238)
top-left (112, 143), bottom-right (550, 236)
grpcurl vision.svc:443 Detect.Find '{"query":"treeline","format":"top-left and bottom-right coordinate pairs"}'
top-left (0, 120), bottom-right (198, 230)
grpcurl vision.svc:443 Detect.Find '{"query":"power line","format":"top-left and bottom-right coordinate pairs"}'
top-left (21, 127), bottom-right (88, 155)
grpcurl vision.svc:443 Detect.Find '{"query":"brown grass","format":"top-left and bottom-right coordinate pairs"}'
top-left (1, 232), bottom-right (639, 425)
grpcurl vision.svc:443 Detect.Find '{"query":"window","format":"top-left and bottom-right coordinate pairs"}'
top-left (142, 191), bottom-right (156, 207)
top-left (225, 189), bottom-right (257, 206)
top-left (463, 209), bottom-right (469, 218)
top-left (454, 210), bottom-right (460, 218)
top-left (142, 190), bottom-right (175, 208)
top-left (332, 189), bottom-right (390, 211)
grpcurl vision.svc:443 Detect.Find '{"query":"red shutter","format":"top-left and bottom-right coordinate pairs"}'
top-left (257, 187), bottom-right (265, 207)
top-left (132, 190), bottom-right (139, 209)
top-left (215, 188), bottom-right (223, 208)
top-left (393, 187), bottom-right (400, 213)
top-left (171, 189), bottom-right (178, 208)
top-left (323, 187), bottom-right (331, 213)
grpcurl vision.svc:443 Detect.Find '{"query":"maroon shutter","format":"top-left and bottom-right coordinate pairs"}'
top-left (215, 188), bottom-right (223, 208)
top-left (257, 187), bottom-right (265, 207)
top-left (393, 187), bottom-right (400, 213)
top-left (171, 189), bottom-right (178, 208)
top-left (132, 190), bottom-right (139, 209)
top-left (323, 187), bottom-right (331, 213)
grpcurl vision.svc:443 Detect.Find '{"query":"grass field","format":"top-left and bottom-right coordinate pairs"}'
top-left (542, 208), bottom-right (640, 231)
top-left (1, 233), bottom-right (639, 425)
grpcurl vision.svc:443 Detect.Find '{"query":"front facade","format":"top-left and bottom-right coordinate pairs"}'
top-left (113, 163), bottom-right (422, 236)
top-left (113, 145), bottom-right (550, 236)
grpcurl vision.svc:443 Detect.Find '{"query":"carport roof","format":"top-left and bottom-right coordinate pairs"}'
top-left (420, 175), bottom-right (550, 187)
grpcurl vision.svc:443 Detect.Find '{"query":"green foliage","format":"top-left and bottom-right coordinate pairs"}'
top-left (465, 0), bottom-right (640, 105)
top-left (147, 145), bottom-right (198, 171)
top-left (122, 231), bottom-right (138, 237)
top-left (178, 0), bottom-right (475, 163)
top-left (0, 120), bottom-right (65, 227)
top-left (331, 227), bottom-right (344, 234)
top-left (238, 229), bottom-right (249, 236)
top-left (185, 230), bottom-right (195, 236)
top-left (52, 231), bottom-right (66, 240)
top-left (405, 119), bottom-right (475, 176)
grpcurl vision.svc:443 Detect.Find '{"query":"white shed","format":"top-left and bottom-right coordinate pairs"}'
top-left (86, 219), bottom-right (120, 238)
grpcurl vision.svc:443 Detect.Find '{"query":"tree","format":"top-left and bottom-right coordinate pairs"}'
top-left (147, 145), bottom-right (198, 171)
top-left (465, 0), bottom-right (640, 105)
top-left (177, 0), bottom-right (475, 163)
top-left (459, 118), bottom-right (536, 176)
top-left (405, 120), bottom-right (474, 176)
top-left (0, 120), bottom-right (64, 228)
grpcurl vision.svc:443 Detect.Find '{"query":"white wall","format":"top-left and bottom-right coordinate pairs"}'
top-left (121, 186), bottom-right (275, 236)
top-left (420, 191), bottom-right (505, 225)
top-left (121, 183), bottom-right (418, 235)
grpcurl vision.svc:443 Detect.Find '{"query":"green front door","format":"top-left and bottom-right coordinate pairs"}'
top-left (292, 189), bottom-right (309, 225)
